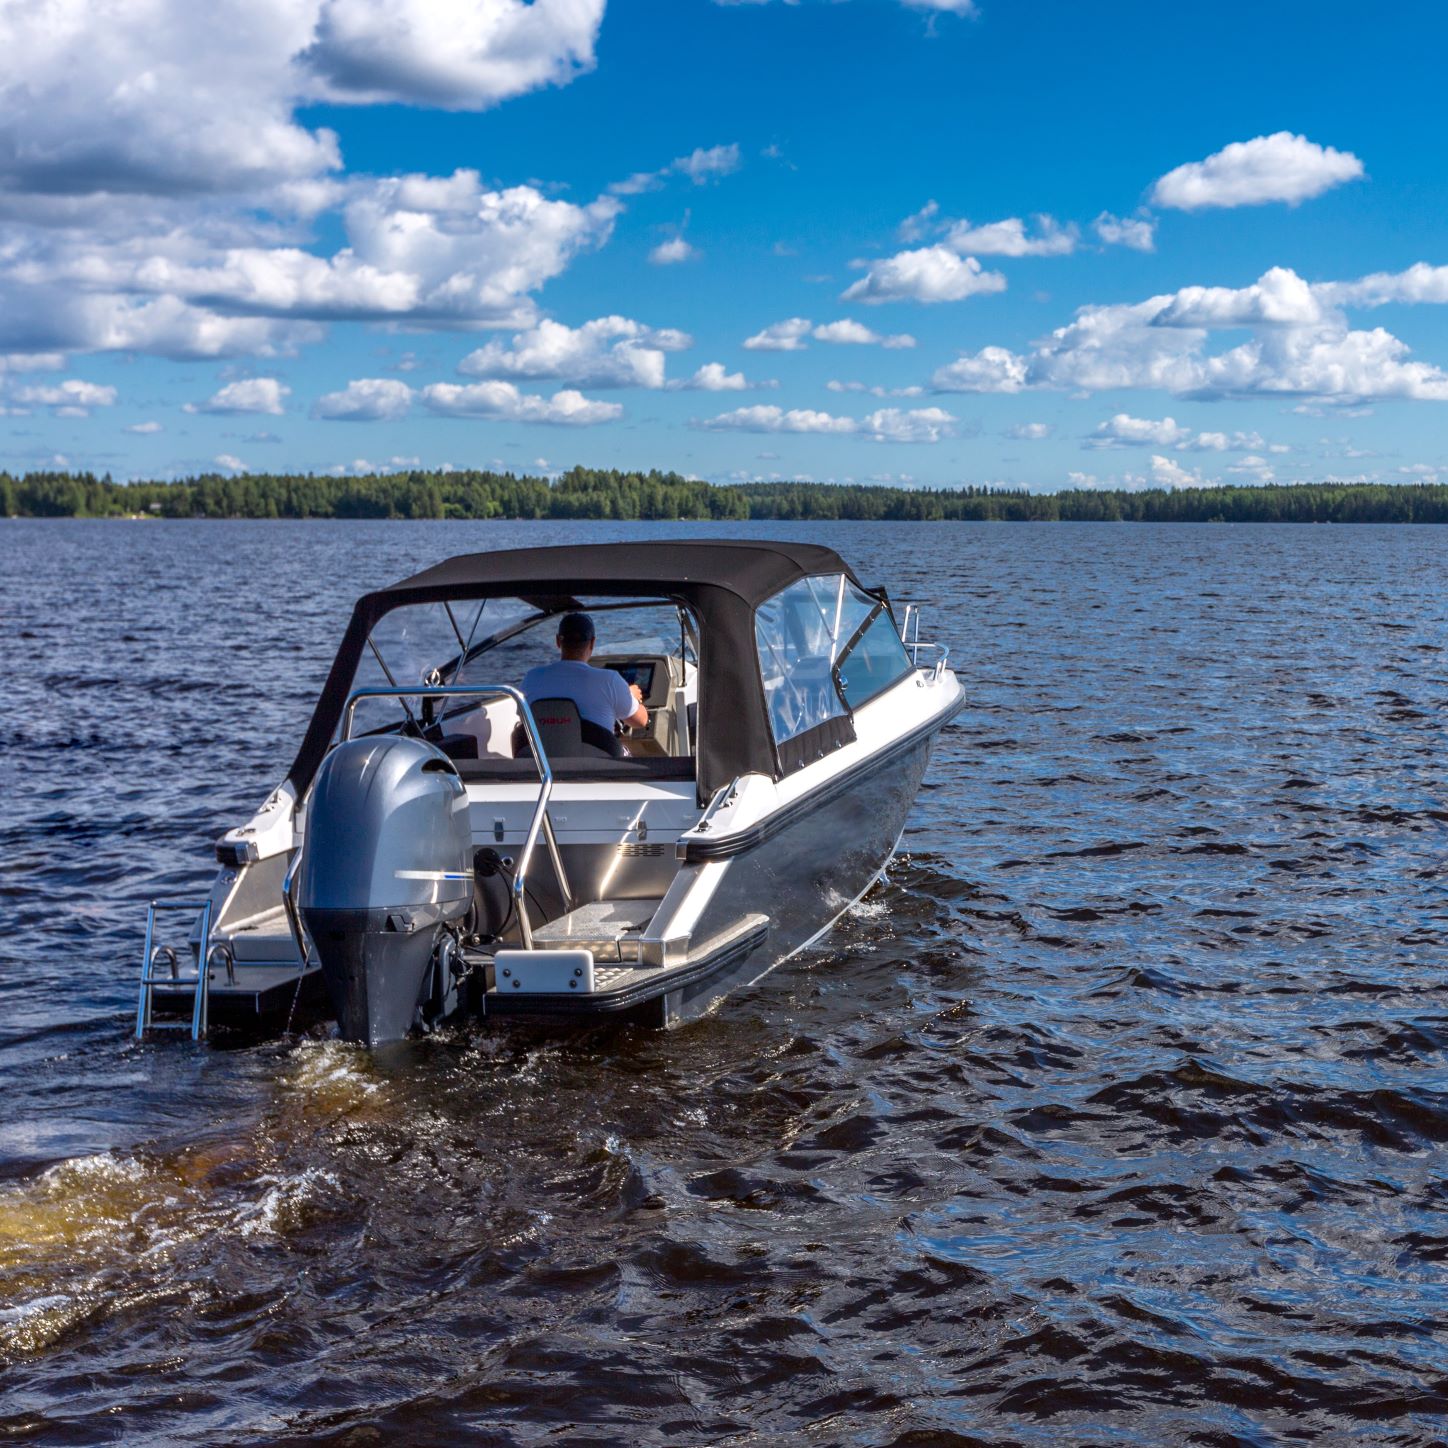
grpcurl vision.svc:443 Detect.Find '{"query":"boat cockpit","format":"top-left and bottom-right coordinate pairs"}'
top-left (346, 595), bottom-right (703, 782)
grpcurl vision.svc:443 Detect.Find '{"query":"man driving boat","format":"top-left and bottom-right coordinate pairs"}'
top-left (522, 612), bottom-right (649, 749)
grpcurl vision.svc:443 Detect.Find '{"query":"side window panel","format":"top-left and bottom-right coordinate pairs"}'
top-left (837, 608), bottom-right (913, 708)
top-left (755, 576), bottom-right (850, 746)
top-left (755, 575), bottom-right (912, 748)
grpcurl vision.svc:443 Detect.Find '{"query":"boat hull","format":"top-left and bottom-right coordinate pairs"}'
top-left (666, 724), bottom-right (933, 1024)
top-left (486, 721), bottom-right (938, 1026)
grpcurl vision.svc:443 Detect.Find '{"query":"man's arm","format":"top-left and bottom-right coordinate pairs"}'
top-left (614, 672), bottom-right (649, 729)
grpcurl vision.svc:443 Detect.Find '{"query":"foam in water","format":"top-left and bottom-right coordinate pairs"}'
top-left (0, 1151), bottom-right (152, 1260)
top-left (0, 1291), bottom-right (89, 1358)
top-left (237, 1168), bottom-right (340, 1238)
top-left (287, 1040), bottom-right (383, 1097)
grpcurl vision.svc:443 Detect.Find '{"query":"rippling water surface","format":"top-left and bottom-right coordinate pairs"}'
top-left (2, 519), bottom-right (1446, 1445)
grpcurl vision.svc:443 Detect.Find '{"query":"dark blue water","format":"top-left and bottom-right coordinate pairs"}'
top-left (1, 519), bottom-right (1446, 1445)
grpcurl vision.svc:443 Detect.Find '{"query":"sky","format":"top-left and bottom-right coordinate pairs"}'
top-left (3, 0), bottom-right (1447, 491)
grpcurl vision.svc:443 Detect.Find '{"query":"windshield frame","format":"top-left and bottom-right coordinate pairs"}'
top-left (437, 596), bottom-right (699, 685)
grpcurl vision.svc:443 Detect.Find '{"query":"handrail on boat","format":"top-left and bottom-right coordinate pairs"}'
top-left (910, 641), bottom-right (949, 683)
top-left (339, 684), bottom-right (570, 948)
top-left (900, 601), bottom-right (922, 653)
top-left (898, 604), bottom-right (947, 681)
top-left (280, 844), bottom-right (309, 974)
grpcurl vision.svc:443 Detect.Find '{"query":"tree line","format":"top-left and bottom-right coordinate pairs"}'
top-left (5, 466), bottom-right (1448, 524)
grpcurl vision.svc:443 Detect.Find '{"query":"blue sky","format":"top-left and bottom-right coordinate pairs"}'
top-left (4, 0), bottom-right (1447, 490)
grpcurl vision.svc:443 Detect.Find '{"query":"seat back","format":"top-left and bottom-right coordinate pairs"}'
top-left (517, 697), bottom-right (622, 760)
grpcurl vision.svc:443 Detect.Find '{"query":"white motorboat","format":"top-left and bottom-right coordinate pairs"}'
top-left (138, 540), bottom-right (962, 1045)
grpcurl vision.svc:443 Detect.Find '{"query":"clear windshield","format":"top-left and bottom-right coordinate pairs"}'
top-left (341, 597), bottom-right (696, 743)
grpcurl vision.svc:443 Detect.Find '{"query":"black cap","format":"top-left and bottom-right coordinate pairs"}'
top-left (557, 611), bottom-right (595, 645)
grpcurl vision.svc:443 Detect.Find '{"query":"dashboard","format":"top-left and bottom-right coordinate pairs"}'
top-left (592, 653), bottom-right (673, 708)
top-left (589, 653), bottom-right (695, 758)
top-left (608, 661), bottom-right (656, 698)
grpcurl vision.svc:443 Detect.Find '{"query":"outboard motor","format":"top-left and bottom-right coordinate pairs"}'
top-left (299, 736), bottom-right (471, 1046)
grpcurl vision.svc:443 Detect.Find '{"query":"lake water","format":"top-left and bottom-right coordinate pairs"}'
top-left (1, 518), bottom-right (1446, 1444)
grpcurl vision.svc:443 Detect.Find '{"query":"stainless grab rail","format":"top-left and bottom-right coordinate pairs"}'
top-left (898, 604), bottom-right (946, 681)
top-left (899, 602), bottom-right (924, 662)
top-left (280, 845), bottom-right (309, 972)
top-left (339, 684), bottom-right (571, 948)
top-left (910, 641), bottom-right (949, 683)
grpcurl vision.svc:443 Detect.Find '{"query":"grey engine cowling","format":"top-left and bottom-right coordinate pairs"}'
top-left (299, 735), bottom-right (471, 1045)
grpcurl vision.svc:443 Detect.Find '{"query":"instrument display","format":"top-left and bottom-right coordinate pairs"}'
top-left (609, 661), bottom-right (656, 696)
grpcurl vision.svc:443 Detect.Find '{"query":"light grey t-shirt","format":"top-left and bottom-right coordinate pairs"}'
top-left (521, 660), bottom-right (636, 732)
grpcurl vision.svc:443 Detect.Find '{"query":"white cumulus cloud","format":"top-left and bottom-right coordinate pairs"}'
top-left (421, 380), bottom-right (622, 424)
top-left (313, 377), bottom-right (414, 420)
top-left (186, 376), bottom-right (290, 415)
top-left (0, 172), bottom-right (620, 357)
top-left (932, 265), bottom-right (1448, 404)
top-left (699, 402), bottom-right (957, 442)
top-left (896, 204), bottom-right (1078, 257)
top-left (611, 143), bottom-right (741, 196)
top-left (649, 237), bottom-right (699, 265)
top-left (898, 201), bottom-right (940, 243)
top-left (701, 404), bottom-right (856, 436)
top-left (0, 1), bottom-right (606, 206)
top-left (326, 454), bottom-right (423, 475)
top-left (811, 318), bottom-right (916, 348)
top-left (674, 144), bottom-right (742, 183)
top-left (942, 216), bottom-right (1077, 257)
top-left (301, 0), bottom-right (606, 110)
top-left (743, 318), bottom-right (813, 352)
top-left (13, 378), bottom-right (118, 416)
top-left (1153, 266), bottom-right (1325, 328)
top-left (457, 316), bottom-right (691, 390)
top-left (862, 406), bottom-right (957, 442)
top-left (1320, 262), bottom-right (1448, 308)
top-left (743, 316), bottom-right (918, 349)
top-left (0, 0), bottom-right (620, 360)
top-left (1227, 454), bottom-right (1277, 482)
top-left (1086, 414), bottom-right (1195, 448)
top-left (1149, 454), bottom-right (1211, 489)
top-left (828, 380), bottom-right (925, 398)
top-left (1086, 414), bottom-right (1275, 452)
top-left (683, 362), bottom-right (755, 391)
top-left (842, 247), bottom-right (1006, 305)
top-left (932, 345), bottom-right (1028, 393)
top-left (1093, 212), bottom-right (1156, 252)
top-left (1150, 132), bottom-right (1365, 211)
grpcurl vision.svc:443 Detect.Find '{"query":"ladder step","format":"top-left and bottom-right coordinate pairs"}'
top-left (137, 899), bottom-right (214, 1041)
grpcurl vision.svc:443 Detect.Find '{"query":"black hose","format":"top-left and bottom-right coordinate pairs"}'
top-left (474, 847), bottom-right (554, 945)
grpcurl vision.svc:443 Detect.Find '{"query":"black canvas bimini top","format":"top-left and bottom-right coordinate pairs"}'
top-left (380, 539), bottom-right (857, 608)
top-left (285, 539), bottom-right (868, 801)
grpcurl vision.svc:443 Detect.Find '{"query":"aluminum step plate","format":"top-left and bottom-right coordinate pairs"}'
top-left (533, 898), bottom-right (660, 961)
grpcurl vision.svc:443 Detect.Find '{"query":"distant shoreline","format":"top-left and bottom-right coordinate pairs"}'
top-left (5, 468), bottom-right (1447, 524)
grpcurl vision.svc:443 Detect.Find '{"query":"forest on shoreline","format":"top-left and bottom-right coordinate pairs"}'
top-left (6, 466), bottom-right (1448, 524)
